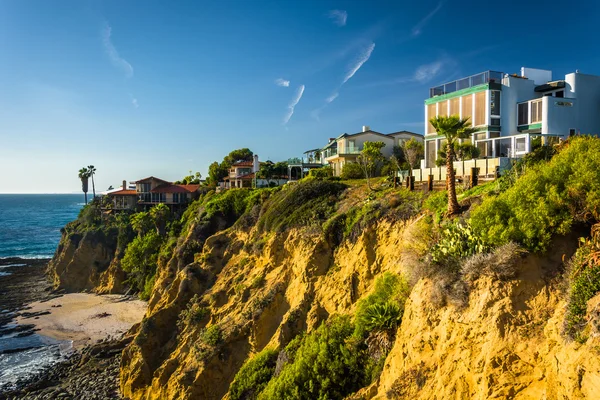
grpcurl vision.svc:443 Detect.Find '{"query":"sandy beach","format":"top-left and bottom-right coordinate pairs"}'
top-left (15, 293), bottom-right (147, 349)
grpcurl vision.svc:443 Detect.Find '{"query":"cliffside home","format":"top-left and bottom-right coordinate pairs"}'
top-left (299, 126), bottom-right (423, 177)
top-left (222, 155), bottom-right (288, 189)
top-left (106, 176), bottom-right (200, 211)
top-left (420, 68), bottom-right (600, 179)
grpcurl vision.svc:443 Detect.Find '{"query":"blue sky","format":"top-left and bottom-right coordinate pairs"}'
top-left (1, 0), bottom-right (599, 193)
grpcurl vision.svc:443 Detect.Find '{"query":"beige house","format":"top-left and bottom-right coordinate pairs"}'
top-left (106, 176), bottom-right (200, 211)
top-left (319, 126), bottom-right (423, 176)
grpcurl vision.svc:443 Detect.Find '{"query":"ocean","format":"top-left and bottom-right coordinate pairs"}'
top-left (0, 194), bottom-right (83, 391)
top-left (0, 194), bottom-right (84, 260)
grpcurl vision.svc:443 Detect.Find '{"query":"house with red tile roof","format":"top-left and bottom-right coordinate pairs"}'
top-left (106, 176), bottom-right (200, 211)
top-left (222, 155), bottom-right (288, 189)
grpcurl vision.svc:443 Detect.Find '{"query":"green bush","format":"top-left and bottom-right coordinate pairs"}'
top-left (354, 273), bottom-right (410, 339)
top-left (140, 274), bottom-right (156, 301)
top-left (424, 191), bottom-right (448, 223)
top-left (258, 316), bottom-right (367, 400)
top-left (564, 242), bottom-right (600, 342)
top-left (200, 325), bottom-right (223, 346)
top-left (309, 166), bottom-right (333, 179)
top-left (257, 180), bottom-right (347, 232)
top-left (178, 294), bottom-right (209, 329)
top-left (229, 348), bottom-right (279, 400)
top-left (471, 136), bottom-right (600, 251)
top-left (340, 163), bottom-right (364, 180)
top-left (121, 231), bottom-right (163, 293)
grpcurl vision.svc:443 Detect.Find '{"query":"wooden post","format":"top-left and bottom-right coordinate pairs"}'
top-left (409, 176), bottom-right (415, 191)
top-left (428, 175), bottom-right (434, 191)
top-left (470, 167), bottom-right (479, 188)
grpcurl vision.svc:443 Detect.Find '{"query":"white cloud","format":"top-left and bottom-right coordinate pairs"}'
top-left (283, 85), bottom-right (305, 125)
top-left (343, 42), bottom-right (375, 84)
top-left (132, 98), bottom-right (139, 108)
top-left (102, 24), bottom-right (133, 78)
top-left (275, 78), bottom-right (290, 87)
top-left (326, 92), bottom-right (339, 103)
top-left (414, 61), bottom-right (443, 82)
top-left (411, 1), bottom-right (444, 37)
top-left (328, 10), bottom-right (348, 27)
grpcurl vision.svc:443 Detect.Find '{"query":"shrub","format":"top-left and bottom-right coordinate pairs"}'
top-left (229, 348), bottom-right (279, 400)
top-left (309, 166), bottom-right (333, 179)
top-left (354, 273), bottom-right (410, 339)
top-left (258, 316), bottom-right (368, 400)
top-left (471, 136), bottom-right (600, 252)
top-left (461, 242), bottom-right (524, 282)
top-left (257, 180), bottom-right (347, 232)
top-left (140, 274), bottom-right (156, 300)
top-left (178, 295), bottom-right (209, 330)
top-left (200, 325), bottom-right (223, 346)
top-left (424, 191), bottom-right (448, 224)
top-left (121, 231), bottom-right (163, 294)
top-left (340, 163), bottom-right (364, 180)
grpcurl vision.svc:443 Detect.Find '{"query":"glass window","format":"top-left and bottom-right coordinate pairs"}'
top-left (474, 91), bottom-right (486, 126)
top-left (427, 103), bottom-right (436, 134)
top-left (516, 137), bottom-right (526, 152)
top-left (518, 103), bottom-right (529, 125)
top-left (426, 141), bottom-right (436, 168)
top-left (461, 95), bottom-right (473, 124)
top-left (449, 97), bottom-right (460, 117)
top-left (490, 118), bottom-right (500, 126)
top-left (490, 91), bottom-right (500, 116)
top-left (531, 100), bottom-right (542, 123)
top-left (437, 101), bottom-right (448, 117)
top-left (555, 90), bottom-right (564, 98)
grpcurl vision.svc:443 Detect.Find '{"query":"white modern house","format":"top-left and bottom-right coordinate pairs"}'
top-left (420, 67), bottom-right (600, 178)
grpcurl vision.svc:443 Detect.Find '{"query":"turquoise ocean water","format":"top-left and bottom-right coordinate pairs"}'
top-left (0, 194), bottom-right (83, 259)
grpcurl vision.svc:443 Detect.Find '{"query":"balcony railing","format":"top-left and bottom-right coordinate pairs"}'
top-left (429, 71), bottom-right (504, 98)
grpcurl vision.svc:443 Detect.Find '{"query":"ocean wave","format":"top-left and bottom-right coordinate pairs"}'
top-left (0, 264), bottom-right (27, 268)
top-left (0, 255), bottom-right (53, 260)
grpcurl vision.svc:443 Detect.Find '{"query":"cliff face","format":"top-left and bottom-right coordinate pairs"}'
top-left (48, 228), bottom-right (126, 294)
top-left (118, 207), bottom-right (600, 400)
top-left (119, 215), bottom-right (411, 399)
top-left (375, 236), bottom-right (600, 400)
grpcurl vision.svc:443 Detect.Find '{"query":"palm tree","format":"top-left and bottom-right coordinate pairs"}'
top-left (429, 115), bottom-right (476, 215)
top-left (78, 167), bottom-right (90, 204)
top-left (87, 165), bottom-right (97, 200)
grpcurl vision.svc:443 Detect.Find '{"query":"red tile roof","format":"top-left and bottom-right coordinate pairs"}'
top-left (107, 189), bottom-right (137, 196)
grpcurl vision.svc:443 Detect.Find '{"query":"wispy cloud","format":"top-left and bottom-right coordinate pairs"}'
top-left (132, 98), bottom-right (139, 108)
top-left (328, 10), bottom-right (348, 27)
top-left (411, 1), bottom-right (445, 37)
top-left (414, 60), bottom-right (443, 82)
top-left (283, 85), bottom-right (305, 125)
top-left (326, 92), bottom-right (339, 103)
top-left (275, 78), bottom-right (290, 87)
top-left (343, 42), bottom-right (375, 84)
top-left (102, 24), bottom-right (133, 78)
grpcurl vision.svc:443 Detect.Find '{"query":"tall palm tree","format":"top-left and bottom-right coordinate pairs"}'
top-left (429, 115), bottom-right (476, 215)
top-left (87, 165), bottom-right (97, 200)
top-left (78, 167), bottom-right (90, 204)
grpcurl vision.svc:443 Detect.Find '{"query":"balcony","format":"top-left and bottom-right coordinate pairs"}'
top-left (518, 97), bottom-right (577, 135)
top-left (429, 71), bottom-right (504, 98)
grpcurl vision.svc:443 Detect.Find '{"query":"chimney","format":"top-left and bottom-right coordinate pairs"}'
top-left (362, 125), bottom-right (370, 132)
top-left (253, 154), bottom-right (259, 173)
top-left (122, 180), bottom-right (127, 190)
top-left (329, 138), bottom-right (335, 143)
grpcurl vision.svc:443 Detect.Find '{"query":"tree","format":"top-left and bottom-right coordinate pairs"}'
top-left (78, 167), bottom-right (90, 204)
top-left (176, 171), bottom-right (202, 185)
top-left (207, 148), bottom-right (254, 187)
top-left (131, 212), bottom-right (153, 237)
top-left (357, 141), bottom-right (385, 190)
top-left (87, 165), bottom-right (97, 199)
top-left (224, 148), bottom-right (253, 165)
top-left (436, 142), bottom-right (481, 166)
top-left (399, 138), bottom-right (425, 177)
top-left (149, 203), bottom-right (170, 236)
top-left (429, 115), bottom-right (476, 215)
top-left (273, 161), bottom-right (288, 179)
top-left (257, 161), bottom-right (275, 185)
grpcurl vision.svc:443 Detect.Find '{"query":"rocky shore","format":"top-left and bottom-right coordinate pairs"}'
top-left (2, 337), bottom-right (130, 400)
top-left (0, 259), bottom-right (140, 400)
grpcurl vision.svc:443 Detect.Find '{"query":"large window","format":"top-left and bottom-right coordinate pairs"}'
top-left (426, 140), bottom-right (436, 168)
top-left (490, 91), bottom-right (500, 116)
top-left (437, 100), bottom-right (448, 117)
top-left (449, 97), bottom-right (460, 116)
top-left (474, 91), bottom-right (486, 126)
top-left (461, 94), bottom-right (472, 124)
top-left (531, 100), bottom-right (542, 123)
top-left (515, 137), bottom-right (527, 153)
top-left (518, 103), bottom-right (529, 126)
top-left (427, 103), bottom-right (436, 134)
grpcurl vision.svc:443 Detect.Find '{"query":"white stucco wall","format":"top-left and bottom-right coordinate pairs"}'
top-left (500, 76), bottom-right (538, 136)
top-left (543, 96), bottom-right (578, 137)
top-left (338, 133), bottom-right (395, 157)
top-left (565, 72), bottom-right (600, 135)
